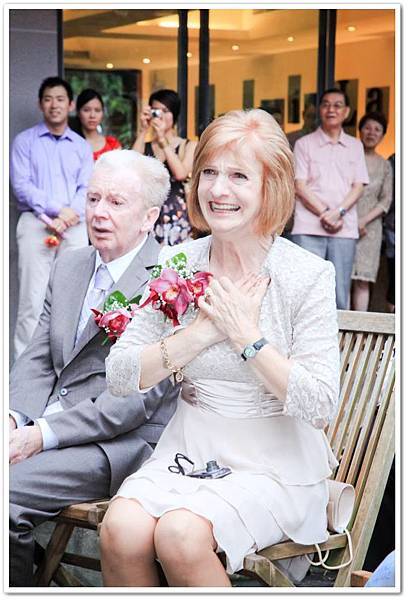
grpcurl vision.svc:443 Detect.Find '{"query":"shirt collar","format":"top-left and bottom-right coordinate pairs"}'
top-left (37, 121), bottom-right (75, 141)
top-left (94, 235), bottom-right (148, 284)
top-left (317, 126), bottom-right (349, 147)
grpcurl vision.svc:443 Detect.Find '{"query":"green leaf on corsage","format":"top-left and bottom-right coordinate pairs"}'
top-left (104, 290), bottom-right (128, 312)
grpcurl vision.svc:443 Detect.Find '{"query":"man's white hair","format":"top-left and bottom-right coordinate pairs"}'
top-left (94, 149), bottom-right (170, 209)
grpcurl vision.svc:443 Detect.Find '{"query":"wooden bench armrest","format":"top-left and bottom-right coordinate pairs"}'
top-left (57, 499), bottom-right (110, 528)
top-left (350, 570), bottom-right (372, 587)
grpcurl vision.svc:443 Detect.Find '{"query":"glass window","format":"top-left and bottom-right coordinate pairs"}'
top-left (335, 8), bottom-right (395, 158)
top-left (206, 9), bottom-right (319, 138)
top-left (63, 9), bottom-right (179, 146)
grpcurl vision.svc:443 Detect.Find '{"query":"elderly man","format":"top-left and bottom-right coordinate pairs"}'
top-left (9, 150), bottom-right (179, 587)
top-left (291, 88), bottom-right (369, 309)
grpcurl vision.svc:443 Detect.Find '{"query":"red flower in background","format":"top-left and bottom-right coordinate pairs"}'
top-left (44, 234), bottom-right (61, 248)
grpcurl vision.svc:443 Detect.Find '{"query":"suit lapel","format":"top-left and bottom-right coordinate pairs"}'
top-left (65, 235), bottom-right (159, 364)
top-left (62, 248), bottom-right (96, 364)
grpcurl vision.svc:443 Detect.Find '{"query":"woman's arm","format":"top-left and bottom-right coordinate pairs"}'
top-left (160, 139), bottom-right (197, 182)
top-left (132, 105), bottom-right (151, 154)
top-left (198, 264), bottom-right (339, 429)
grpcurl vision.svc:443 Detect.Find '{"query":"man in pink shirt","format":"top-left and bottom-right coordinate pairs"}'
top-left (291, 88), bottom-right (369, 309)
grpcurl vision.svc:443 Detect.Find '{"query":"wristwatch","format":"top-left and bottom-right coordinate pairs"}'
top-left (241, 337), bottom-right (269, 361)
top-left (338, 207), bottom-right (347, 218)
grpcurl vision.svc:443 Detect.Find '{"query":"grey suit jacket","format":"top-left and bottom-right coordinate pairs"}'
top-left (10, 235), bottom-right (178, 494)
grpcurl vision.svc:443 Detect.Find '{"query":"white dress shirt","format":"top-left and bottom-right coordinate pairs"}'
top-left (10, 236), bottom-right (148, 450)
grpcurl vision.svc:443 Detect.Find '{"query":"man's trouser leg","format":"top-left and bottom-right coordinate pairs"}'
top-left (290, 234), bottom-right (328, 259)
top-left (14, 213), bottom-right (88, 359)
top-left (327, 237), bottom-right (356, 310)
top-left (9, 443), bottom-right (110, 587)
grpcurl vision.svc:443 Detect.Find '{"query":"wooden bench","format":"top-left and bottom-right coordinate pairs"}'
top-left (34, 309), bottom-right (395, 587)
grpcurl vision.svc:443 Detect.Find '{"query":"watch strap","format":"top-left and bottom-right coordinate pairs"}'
top-left (241, 337), bottom-right (269, 361)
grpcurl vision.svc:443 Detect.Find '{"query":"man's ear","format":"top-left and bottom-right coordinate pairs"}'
top-left (343, 106), bottom-right (351, 121)
top-left (141, 207), bottom-right (160, 232)
top-left (68, 100), bottom-right (75, 113)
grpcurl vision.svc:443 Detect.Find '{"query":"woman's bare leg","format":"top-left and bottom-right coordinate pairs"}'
top-left (100, 498), bottom-right (160, 586)
top-left (154, 509), bottom-right (231, 587)
top-left (352, 279), bottom-right (370, 311)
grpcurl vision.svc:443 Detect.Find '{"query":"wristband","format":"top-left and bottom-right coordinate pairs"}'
top-left (158, 139), bottom-right (169, 149)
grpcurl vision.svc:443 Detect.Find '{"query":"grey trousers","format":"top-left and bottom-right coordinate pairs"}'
top-left (9, 443), bottom-right (110, 587)
top-left (291, 234), bottom-right (357, 310)
top-left (14, 212), bottom-right (88, 359)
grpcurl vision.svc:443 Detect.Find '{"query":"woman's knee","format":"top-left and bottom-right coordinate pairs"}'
top-left (100, 498), bottom-right (156, 559)
top-left (154, 510), bottom-right (216, 565)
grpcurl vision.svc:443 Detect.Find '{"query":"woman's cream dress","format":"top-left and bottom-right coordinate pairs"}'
top-left (106, 235), bottom-right (340, 575)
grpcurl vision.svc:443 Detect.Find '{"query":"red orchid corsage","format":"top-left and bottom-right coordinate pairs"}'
top-left (139, 252), bottom-right (212, 326)
top-left (92, 291), bottom-right (141, 344)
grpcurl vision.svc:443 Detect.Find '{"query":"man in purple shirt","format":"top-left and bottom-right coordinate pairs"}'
top-left (291, 89), bottom-right (369, 309)
top-left (10, 76), bottom-right (93, 358)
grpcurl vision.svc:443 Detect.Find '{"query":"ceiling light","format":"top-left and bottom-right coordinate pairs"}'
top-left (232, 44), bottom-right (240, 51)
top-left (106, 63), bottom-right (114, 69)
top-left (347, 26), bottom-right (357, 32)
top-left (159, 21), bottom-right (179, 28)
top-left (187, 52), bottom-right (192, 58)
top-left (142, 58), bottom-right (151, 64)
top-left (287, 36), bottom-right (295, 42)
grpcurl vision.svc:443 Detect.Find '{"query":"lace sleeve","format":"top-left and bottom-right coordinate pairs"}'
top-left (106, 245), bottom-right (175, 397)
top-left (284, 261), bottom-right (340, 429)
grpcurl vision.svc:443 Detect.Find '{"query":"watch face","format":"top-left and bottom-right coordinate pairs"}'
top-left (243, 346), bottom-right (256, 359)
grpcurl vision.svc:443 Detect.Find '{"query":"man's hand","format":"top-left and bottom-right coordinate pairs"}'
top-left (59, 207), bottom-right (80, 227)
top-left (49, 217), bottom-right (68, 235)
top-left (9, 425), bottom-right (43, 465)
top-left (320, 209), bottom-right (344, 234)
top-left (9, 415), bottom-right (17, 434)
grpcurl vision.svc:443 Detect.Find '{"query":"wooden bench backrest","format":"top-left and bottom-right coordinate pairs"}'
top-left (326, 310), bottom-right (395, 528)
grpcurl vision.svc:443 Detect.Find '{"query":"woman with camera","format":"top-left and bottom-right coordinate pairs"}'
top-left (101, 109), bottom-right (340, 587)
top-left (132, 89), bottom-right (197, 245)
top-left (75, 89), bottom-right (121, 161)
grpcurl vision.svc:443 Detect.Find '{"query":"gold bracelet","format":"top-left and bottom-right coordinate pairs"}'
top-left (158, 138), bottom-right (169, 149)
top-left (159, 338), bottom-right (184, 384)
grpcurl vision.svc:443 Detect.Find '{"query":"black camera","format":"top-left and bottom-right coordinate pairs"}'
top-left (187, 460), bottom-right (232, 479)
top-left (151, 108), bottom-right (163, 118)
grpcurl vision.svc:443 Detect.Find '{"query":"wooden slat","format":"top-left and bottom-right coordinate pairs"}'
top-left (61, 552), bottom-right (101, 572)
top-left (334, 393), bottom-right (395, 587)
top-left (337, 310), bottom-right (395, 334)
top-left (256, 533), bottom-right (347, 561)
top-left (331, 333), bottom-right (367, 457)
top-left (346, 338), bottom-right (395, 487)
top-left (335, 335), bottom-right (384, 484)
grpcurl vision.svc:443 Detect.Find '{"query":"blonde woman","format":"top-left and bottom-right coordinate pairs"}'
top-left (101, 109), bottom-right (340, 587)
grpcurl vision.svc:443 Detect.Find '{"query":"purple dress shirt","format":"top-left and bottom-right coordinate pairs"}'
top-left (10, 122), bottom-right (93, 221)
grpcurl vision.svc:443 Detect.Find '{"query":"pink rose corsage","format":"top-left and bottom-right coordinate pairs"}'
top-left (92, 291), bottom-right (141, 344)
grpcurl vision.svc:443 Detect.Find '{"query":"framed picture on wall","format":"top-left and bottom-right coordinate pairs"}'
top-left (65, 68), bottom-right (140, 148)
top-left (243, 80), bottom-right (255, 110)
top-left (288, 75), bottom-right (301, 123)
top-left (260, 99), bottom-right (285, 129)
top-left (365, 87), bottom-right (390, 120)
top-left (335, 79), bottom-right (358, 136)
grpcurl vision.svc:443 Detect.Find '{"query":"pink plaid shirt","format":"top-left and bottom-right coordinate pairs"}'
top-left (293, 127), bottom-right (369, 239)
